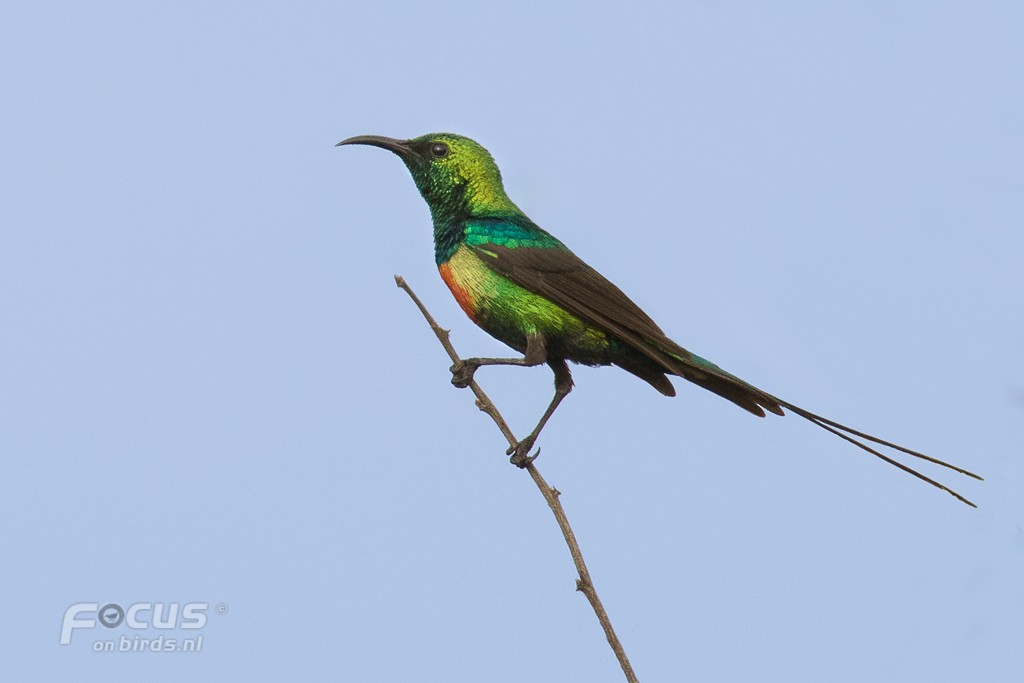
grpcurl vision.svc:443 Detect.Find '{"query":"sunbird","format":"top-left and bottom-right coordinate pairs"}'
top-left (337, 133), bottom-right (981, 506)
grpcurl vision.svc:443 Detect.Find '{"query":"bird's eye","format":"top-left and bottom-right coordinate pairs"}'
top-left (430, 142), bottom-right (449, 158)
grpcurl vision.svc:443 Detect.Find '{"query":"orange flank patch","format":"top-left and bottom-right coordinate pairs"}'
top-left (438, 262), bottom-right (478, 322)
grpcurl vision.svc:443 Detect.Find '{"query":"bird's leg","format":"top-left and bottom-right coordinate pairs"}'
top-left (508, 358), bottom-right (574, 467)
top-left (450, 333), bottom-right (548, 388)
top-left (448, 334), bottom-right (572, 467)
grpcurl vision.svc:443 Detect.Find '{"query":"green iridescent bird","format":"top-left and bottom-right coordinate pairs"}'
top-left (337, 132), bottom-right (981, 506)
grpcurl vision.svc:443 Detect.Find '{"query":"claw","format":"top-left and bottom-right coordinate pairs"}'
top-left (450, 360), bottom-right (476, 388)
top-left (507, 439), bottom-right (540, 468)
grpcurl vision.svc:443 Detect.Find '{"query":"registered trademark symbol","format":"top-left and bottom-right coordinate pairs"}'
top-left (216, 603), bottom-right (228, 615)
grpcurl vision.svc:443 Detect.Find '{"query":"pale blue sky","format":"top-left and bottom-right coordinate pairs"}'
top-left (2, 2), bottom-right (1023, 681)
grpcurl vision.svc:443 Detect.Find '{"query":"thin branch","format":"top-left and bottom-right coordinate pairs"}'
top-left (395, 275), bottom-right (639, 683)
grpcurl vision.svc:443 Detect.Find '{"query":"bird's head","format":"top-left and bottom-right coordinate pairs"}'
top-left (337, 133), bottom-right (520, 221)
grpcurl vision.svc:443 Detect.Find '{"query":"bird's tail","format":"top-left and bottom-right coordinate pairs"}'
top-left (771, 398), bottom-right (982, 507)
top-left (662, 347), bottom-right (983, 507)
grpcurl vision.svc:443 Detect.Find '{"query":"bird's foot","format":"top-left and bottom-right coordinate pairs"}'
top-left (450, 360), bottom-right (479, 388)
top-left (507, 437), bottom-right (539, 468)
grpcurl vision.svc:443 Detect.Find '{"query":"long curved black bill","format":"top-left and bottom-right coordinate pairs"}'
top-left (336, 135), bottom-right (414, 157)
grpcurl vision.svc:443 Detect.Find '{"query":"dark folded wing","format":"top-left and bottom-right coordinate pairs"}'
top-left (469, 242), bottom-right (783, 416)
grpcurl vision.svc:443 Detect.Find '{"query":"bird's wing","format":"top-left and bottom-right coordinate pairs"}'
top-left (468, 239), bottom-right (784, 417)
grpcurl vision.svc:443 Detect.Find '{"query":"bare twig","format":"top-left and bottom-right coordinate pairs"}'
top-left (395, 275), bottom-right (639, 683)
